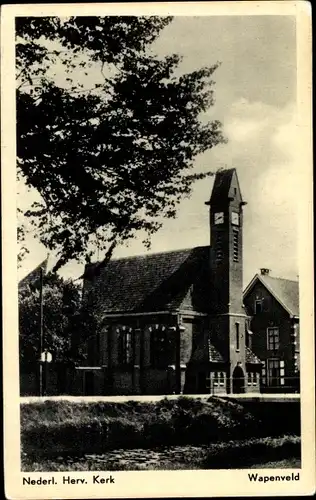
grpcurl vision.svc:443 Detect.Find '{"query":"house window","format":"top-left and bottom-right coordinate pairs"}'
top-left (206, 374), bottom-right (211, 391)
top-left (236, 322), bottom-right (240, 351)
top-left (233, 229), bottom-right (239, 262)
top-left (247, 372), bottom-right (257, 386)
top-left (261, 363), bottom-right (266, 385)
top-left (151, 325), bottom-right (172, 368)
top-left (118, 327), bottom-right (133, 365)
top-left (219, 372), bottom-right (225, 386)
top-left (267, 358), bottom-right (282, 387)
top-left (267, 327), bottom-right (280, 351)
top-left (255, 299), bottom-right (263, 313)
top-left (252, 373), bottom-right (258, 386)
top-left (213, 372), bottom-right (219, 386)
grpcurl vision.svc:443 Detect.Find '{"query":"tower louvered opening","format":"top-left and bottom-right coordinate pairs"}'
top-left (233, 229), bottom-right (239, 262)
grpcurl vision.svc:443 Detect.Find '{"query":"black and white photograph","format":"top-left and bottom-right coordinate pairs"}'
top-left (2, 2), bottom-right (314, 499)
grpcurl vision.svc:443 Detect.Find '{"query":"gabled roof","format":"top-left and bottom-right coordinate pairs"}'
top-left (190, 336), bottom-right (226, 364)
top-left (246, 347), bottom-right (262, 365)
top-left (209, 168), bottom-right (244, 205)
top-left (83, 246), bottom-right (210, 313)
top-left (18, 257), bottom-right (48, 291)
top-left (243, 273), bottom-right (299, 318)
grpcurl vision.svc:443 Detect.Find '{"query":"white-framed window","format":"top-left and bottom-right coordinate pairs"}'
top-left (261, 363), bottom-right (266, 385)
top-left (219, 372), bottom-right (225, 386)
top-left (252, 373), bottom-right (258, 386)
top-left (267, 327), bottom-right (280, 351)
top-left (213, 372), bottom-right (219, 386)
top-left (247, 372), bottom-right (258, 386)
top-left (267, 358), bottom-right (284, 387)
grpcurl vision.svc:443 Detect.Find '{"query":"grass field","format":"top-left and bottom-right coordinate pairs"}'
top-left (21, 396), bottom-right (301, 470)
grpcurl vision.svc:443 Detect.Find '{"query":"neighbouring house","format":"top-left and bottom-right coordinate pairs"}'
top-left (70, 168), bottom-right (262, 396)
top-left (243, 269), bottom-right (300, 393)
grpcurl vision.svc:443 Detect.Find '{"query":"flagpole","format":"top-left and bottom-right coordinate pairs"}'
top-left (39, 266), bottom-right (44, 396)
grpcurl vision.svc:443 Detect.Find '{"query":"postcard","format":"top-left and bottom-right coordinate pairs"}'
top-left (1, 1), bottom-right (314, 498)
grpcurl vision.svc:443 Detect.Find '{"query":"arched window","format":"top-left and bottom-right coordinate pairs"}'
top-left (117, 326), bottom-right (133, 365)
top-left (150, 325), bottom-right (172, 368)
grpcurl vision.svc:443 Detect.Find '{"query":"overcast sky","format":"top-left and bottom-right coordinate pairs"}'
top-left (18, 15), bottom-right (298, 287)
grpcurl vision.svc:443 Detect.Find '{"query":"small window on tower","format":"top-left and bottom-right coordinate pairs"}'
top-left (233, 230), bottom-right (239, 262)
top-left (235, 322), bottom-right (240, 351)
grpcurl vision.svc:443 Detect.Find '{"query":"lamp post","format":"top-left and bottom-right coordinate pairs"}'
top-left (39, 267), bottom-right (44, 396)
top-left (38, 266), bottom-right (52, 396)
top-left (40, 350), bottom-right (53, 395)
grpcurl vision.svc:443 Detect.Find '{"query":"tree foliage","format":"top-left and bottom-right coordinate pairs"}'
top-left (16, 16), bottom-right (226, 272)
top-left (19, 272), bottom-right (83, 364)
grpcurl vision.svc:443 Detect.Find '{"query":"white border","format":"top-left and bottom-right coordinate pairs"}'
top-left (2, 2), bottom-right (314, 498)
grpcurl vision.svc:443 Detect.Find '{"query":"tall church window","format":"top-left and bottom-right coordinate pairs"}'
top-left (233, 229), bottom-right (239, 262)
top-left (151, 325), bottom-right (172, 368)
top-left (118, 327), bottom-right (133, 365)
top-left (235, 322), bottom-right (240, 351)
top-left (267, 327), bottom-right (280, 351)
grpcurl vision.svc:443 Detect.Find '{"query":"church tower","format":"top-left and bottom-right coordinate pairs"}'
top-left (206, 168), bottom-right (248, 393)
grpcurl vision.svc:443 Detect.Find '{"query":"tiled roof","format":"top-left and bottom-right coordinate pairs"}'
top-left (18, 257), bottom-right (48, 291)
top-left (245, 347), bottom-right (262, 364)
top-left (83, 246), bottom-right (210, 313)
top-left (244, 273), bottom-right (299, 317)
top-left (208, 337), bottom-right (226, 362)
top-left (190, 336), bottom-right (226, 364)
top-left (260, 275), bottom-right (299, 317)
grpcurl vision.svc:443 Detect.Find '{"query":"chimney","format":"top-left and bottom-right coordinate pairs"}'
top-left (260, 268), bottom-right (270, 276)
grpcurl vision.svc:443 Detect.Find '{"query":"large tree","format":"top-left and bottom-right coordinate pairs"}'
top-left (16, 16), bottom-right (226, 272)
top-left (19, 272), bottom-right (85, 365)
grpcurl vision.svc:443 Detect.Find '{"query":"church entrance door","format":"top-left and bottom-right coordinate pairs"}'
top-left (232, 365), bottom-right (245, 394)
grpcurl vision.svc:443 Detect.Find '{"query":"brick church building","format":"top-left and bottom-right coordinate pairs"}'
top-left (71, 168), bottom-right (262, 396)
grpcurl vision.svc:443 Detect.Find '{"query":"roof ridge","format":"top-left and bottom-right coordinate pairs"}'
top-left (90, 245), bottom-right (209, 265)
top-left (262, 274), bottom-right (299, 284)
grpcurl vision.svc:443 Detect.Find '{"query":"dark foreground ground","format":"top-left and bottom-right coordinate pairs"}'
top-left (22, 436), bottom-right (301, 471)
top-left (21, 396), bottom-right (301, 471)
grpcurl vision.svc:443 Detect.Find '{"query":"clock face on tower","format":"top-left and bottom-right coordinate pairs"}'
top-left (214, 212), bottom-right (224, 224)
top-left (232, 212), bottom-right (239, 225)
